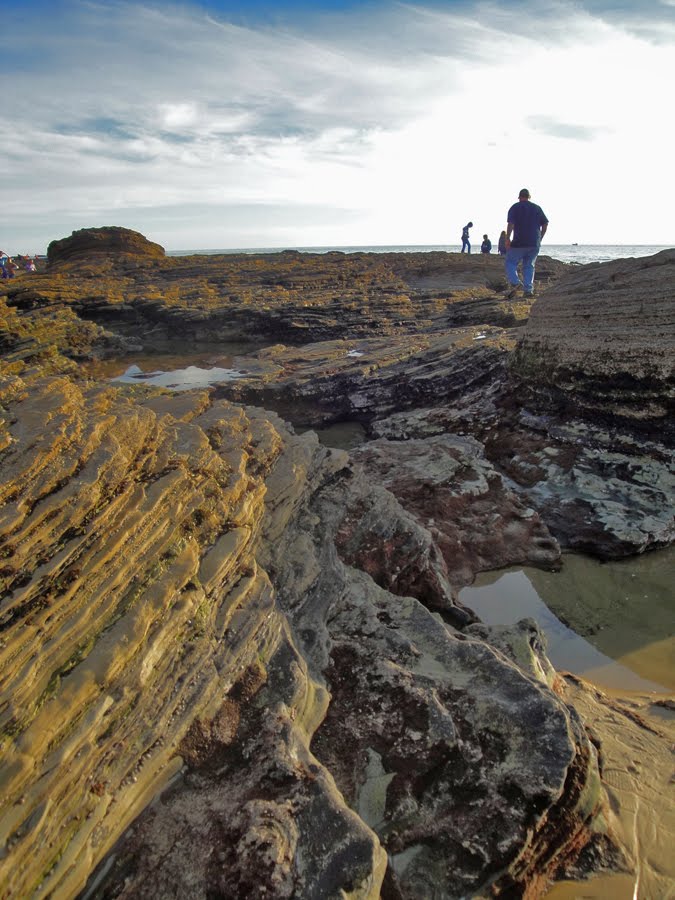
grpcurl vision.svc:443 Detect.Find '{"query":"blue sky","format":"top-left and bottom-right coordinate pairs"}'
top-left (2, 0), bottom-right (674, 251)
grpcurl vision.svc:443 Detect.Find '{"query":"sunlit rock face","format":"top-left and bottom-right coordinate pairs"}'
top-left (510, 249), bottom-right (675, 434)
top-left (47, 226), bottom-right (165, 267)
top-left (0, 368), bottom-right (606, 898)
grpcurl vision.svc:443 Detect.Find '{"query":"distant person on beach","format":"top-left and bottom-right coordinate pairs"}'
top-left (461, 221), bottom-right (473, 253)
top-left (504, 188), bottom-right (548, 299)
top-left (480, 235), bottom-right (492, 254)
top-left (2, 258), bottom-right (17, 279)
top-left (498, 231), bottom-right (507, 255)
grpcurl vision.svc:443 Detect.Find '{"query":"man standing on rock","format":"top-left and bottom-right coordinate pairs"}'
top-left (461, 221), bottom-right (473, 253)
top-left (504, 188), bottom-right (548, 299)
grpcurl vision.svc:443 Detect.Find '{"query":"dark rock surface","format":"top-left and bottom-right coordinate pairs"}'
top-left (346, 435), bottom-right (560, 594)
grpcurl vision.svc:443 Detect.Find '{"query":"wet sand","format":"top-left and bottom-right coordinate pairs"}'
top-left (545, 681), bottom-right (675, 900)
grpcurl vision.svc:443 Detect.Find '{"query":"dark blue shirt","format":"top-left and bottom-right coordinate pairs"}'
top-left (507, 200), bottom-right (548, 247)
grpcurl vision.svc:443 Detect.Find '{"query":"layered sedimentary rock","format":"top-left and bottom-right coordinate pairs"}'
top-left (219, 330), bottom-right (514, 428)
top-left (1, 233), bottom-right (672, 898)
top-left (510, 248), bottom-right (675, 432)
top-left (0, 366), bottom-right (612, 898)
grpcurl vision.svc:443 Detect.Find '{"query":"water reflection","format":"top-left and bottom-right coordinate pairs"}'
top-left (110, 363), bottom-right (244, 391)
top-left (83, 343), bottom-right (262, 383)
top-left (459, 549), bottom-right (674, 693)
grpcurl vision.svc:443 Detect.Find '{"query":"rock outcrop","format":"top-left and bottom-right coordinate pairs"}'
top-left (1, 235), bottom-right (672, 898)
top-left (345, 435), bottom-right (560, 595)
top-left (8, 246), bottom-right (566, 346)
top-left (47, 226), bottom-right (165, 268)
top-left (0, 367), bottom-right (611, 898)
top-left (510, 248), bottom-right (675, 435)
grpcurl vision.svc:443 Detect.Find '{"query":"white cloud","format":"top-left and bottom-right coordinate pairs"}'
top-left (1, 0), bottom-right (673, 250)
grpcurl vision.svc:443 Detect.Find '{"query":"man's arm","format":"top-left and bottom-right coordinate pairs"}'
top-left (506, 222), bottom-right (514, 249)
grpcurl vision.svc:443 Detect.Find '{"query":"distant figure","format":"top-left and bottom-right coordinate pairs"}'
top-left (480, 234), bottom-right (492, 254)
top-left (504, 188), bottom-right (548, 299)
top-left (461, 221), bottom-right (473, 253)
top-left (25, 259), bottom-right (36, 272)
top-left (498, 231), bottom-right (507, 255)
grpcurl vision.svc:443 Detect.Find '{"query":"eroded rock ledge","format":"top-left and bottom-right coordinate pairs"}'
top-left (510, 248), bottom-right (675, 433)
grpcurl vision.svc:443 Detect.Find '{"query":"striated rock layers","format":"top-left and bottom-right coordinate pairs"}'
top-left (510, 248), bottom-right (675, 433)
top-left (0, 368), bottom-right (616, 899)
top-left (203, 252), bottom-right (674, 559)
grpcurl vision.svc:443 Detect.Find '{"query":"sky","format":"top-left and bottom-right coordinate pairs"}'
top-left (2, 0), bottom-right (674, 252)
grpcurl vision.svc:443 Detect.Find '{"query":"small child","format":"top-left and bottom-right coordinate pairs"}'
top-left (480, 235), bottom-right (492, 254)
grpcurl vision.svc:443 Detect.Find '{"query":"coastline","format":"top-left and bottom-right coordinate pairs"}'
top-left (165, 243), bottom-right (674, 266)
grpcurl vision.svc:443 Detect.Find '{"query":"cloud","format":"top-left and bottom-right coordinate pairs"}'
top-left (525, 115), bottom-right (609, 141)
top-left (1, 0), bottom-right (674, 248)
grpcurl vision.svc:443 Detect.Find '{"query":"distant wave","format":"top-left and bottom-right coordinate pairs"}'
top-left (167, 244), bottom-right (673, 266)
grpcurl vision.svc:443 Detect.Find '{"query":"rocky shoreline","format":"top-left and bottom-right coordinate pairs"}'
top-left (0, 227), bottom-right (673, 898)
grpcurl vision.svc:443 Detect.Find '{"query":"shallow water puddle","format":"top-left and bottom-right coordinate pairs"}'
top-left (84, 342), bottom-right (263, 384)
top-left (111, 362), bottom-right (245, 390)
top-left (459, 548), bottom-right (674, 693)
top-left (305, 420), bottom-right (367, 450)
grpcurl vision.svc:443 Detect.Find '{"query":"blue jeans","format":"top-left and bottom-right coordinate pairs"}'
top-left (505, 246), bottom-right (539, 291)
top-left (462, 238), bottom-right (470, 253)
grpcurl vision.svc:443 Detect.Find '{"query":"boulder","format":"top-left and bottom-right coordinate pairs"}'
top-left (47, 226), bottom-right (165, 267)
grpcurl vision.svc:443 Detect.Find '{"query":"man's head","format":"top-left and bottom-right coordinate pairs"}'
top-left (518, 188), bottom-right (531, 200)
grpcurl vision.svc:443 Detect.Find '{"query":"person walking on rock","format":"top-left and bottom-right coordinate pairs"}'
top-left (461, 221), bottom-right (473, 253)
top-left (504, 188), bottom-right (548, 298)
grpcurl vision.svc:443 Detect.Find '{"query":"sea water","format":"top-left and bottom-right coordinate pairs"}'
top-left (167, 244), bottom-right (673, 266)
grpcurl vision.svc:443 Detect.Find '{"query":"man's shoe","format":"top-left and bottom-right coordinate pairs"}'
top-left (506, 286), bottom-right (520, 300)
top-left (523, 291), bottom-right (535, 299)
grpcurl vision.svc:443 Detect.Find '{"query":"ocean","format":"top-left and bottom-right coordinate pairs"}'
top-left (167, 244), bottom-right (672, 266)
